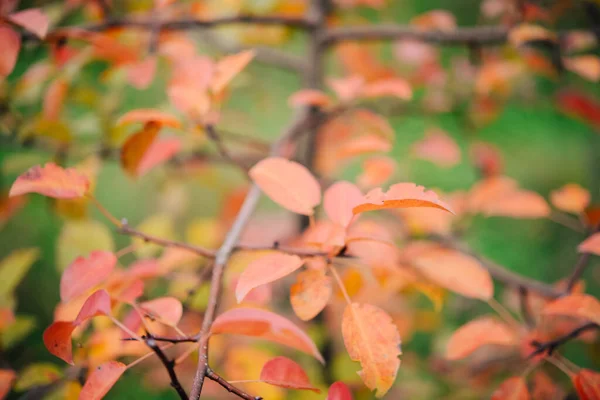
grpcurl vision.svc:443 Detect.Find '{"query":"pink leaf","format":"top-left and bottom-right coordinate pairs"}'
top-left (446, 317), bottom-right (517, 360)
top-left (127, 56), bottom-right (157, 90)
top-left (249, 157), bottom-right (321, 216)
top-left (9, 163), bottom-right (90, 199)
top-left (327, 381), bottom-right (354, 400)
top-left (289, 89), bottom-right (332, 108)
top-left (74, 289), bottom-right (112, 325)
top-left (79, 361), bottom-right (126, 400)
top-left (411, 128), bottom-right (461, 168)
top-left (60, 250), bottom-right (117, 302)
top-left (259, 356), bottom-right (320, 392)
top-left (211, 49), bottom-right (255, 93)
top-left (8, 8), bottom-right (49, 38)
top-left (211, 307), bottom-right (324, 363)
top-left (140, 297), bottom-right (183, 327)
top-left (578, 233), bottom-right (600, 256)
top-left (136, 137), bottom-right (181, 177)
top-left (323, 181), bottom-right (363, 228)
top-left (236, 252), bottom-right (304, 303)
top-left (0, 25), bottom-right (20, 78)
top-left (361, 78), bottom-right (412, 100)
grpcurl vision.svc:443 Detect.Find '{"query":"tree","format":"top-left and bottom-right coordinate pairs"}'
top-left (1, 0), bottom-right (600, 399)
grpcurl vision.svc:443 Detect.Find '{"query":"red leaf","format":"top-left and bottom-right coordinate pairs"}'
top-left (42, 77), bottom-right (68, 121)
top-left (542, 294), bottom-right (600, 325)
top-left (117, 109), bottom-right (181, 128)
top-left (136, 137), bottom-right (181, 177)
top-left (327, 381), bottom-right (354, 400)
top-left (140, 297), bottom-right (183, 327)
top-left (573, 369), bottom-right (600, 400)
top-left (79, 361), bottom-right (126, 400)
top-left (60, 251), bottom-right (116, 302)
top-left (353, 183), bottom-right (454, 215)
top-left (211, 49), bottom-right (255, 93)
top-left (0, 26), bottom-right (20, 78)
top-left (289, 89), bottom-right (332, 108)
top-left (211, 307), bottom-right (324, 363)
top-left (324, 181), bottom-right (363, 228)
top-left (556, 90), bottom-right (600, 129)
top-left (127, 56), bottom-right (157, 90)
top-left (43, 321), bottom-right (76, 364)
top-left (492, 376), bottom-right (531, 400)
top-left (8, 8), bottom-right (49, 39)
top-left (236, 252), bottom-right (304, 303)
top-left (259, 356), bottom-right (320, 392)
top-left (0, 369), bottom-right (16, 400)
top-left (120, 122), bottom-right (161, 177)
top-left (249, 157), bottom-right (321, 216)
top-left (74, 289), bottom-right (112, 325)
top-left (446, 317), bottom-right (516, 360)
top-left (290, 269), bottom-right (332, 321)
top-left (9, 163), bottom-right (90, 199)
top-left (579, 233), bottom-right (600, 256)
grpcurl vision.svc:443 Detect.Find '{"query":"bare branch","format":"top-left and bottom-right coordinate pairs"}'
top-left (565, 224), bottom-right (600, 292)
top-left (529, 322), bottom-right (599, 358)
top-left (145, 335), bottom-right (189, 400)
top-left (206, 368), bottom-right (262, 400)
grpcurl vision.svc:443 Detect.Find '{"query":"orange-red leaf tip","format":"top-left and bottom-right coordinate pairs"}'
top-left (9, 163), bottom-right (90, 199)
top-left (259, 356), bottom-right (320, 392)
top-left (352, 183), bottom-right (454, 215)
top-left (43, 321), bottom-right (76, 365)
top-left (116, 109), bottom-right (181, 128)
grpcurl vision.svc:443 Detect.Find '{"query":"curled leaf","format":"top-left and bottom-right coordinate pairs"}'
top-left (236, 252), bottom-right (304, 303)
top-left (353, 183), bottom-right (453, 215)
top-left (259, 356), bottom-right (320, 392)
top-left (249, 157), bottom-right (321, 216)
top-left (211, 307), bottom-right (324, 363)
top-left (9, 163), bottom-right (90, 199)
top-left (342, 303), bottom-right (401, 398)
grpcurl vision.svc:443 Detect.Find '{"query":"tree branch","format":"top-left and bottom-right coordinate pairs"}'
top-left (564, 224), bottom-right (600, 292)
top-left (206, 368), bottom-right (262, 400)
top-left (145, 335), bottom-right (189, 400)
top-left (529, 322), bottom-right (599, 358)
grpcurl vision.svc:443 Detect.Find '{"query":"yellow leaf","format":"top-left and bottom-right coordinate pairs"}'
top-left (0, 248), bottom-right (39, 305)
top-left (56, 220), bottom-right (114, 271)
top-left (133, 214), bottom-right (175, 259)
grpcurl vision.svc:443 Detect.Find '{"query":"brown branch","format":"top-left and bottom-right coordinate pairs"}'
top-left (206, 368), bottom-right (262, 400)
top-left (518, 287), bottom-right (535, 328)
top-left (145, 335), bottom-right (189, 400)
top-left (205, 125), bottom-right (249, 173)
top-left (529, 322), bottom-right (599, 358)
top-left (124, 334), bottom-right (200, 344)
top-left (564, 224), bottom-right (600, 292)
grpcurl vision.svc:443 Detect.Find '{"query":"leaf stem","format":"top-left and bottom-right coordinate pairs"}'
top-left (88, 195), bottom-right (123, 228)
top-left (329, 263), bottom-right (352, 305)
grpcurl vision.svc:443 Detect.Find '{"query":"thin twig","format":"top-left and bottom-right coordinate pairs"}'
top-left (145, 335), bottom-right (189, 400)
top-left (529, 323), bottom-right (599, 358)
top-left (205, 125), bottom-right (249, 173)
top-left (206, 368), bottom-right (262, 400)
top-left (564, 224), bottom-right (600, 292)
top-left (124, 334), bottom-right (200, 344)
top-left (518, 287), bottom-right (535, 328)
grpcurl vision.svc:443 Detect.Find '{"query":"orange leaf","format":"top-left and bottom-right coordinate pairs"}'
top-left (550, 183), bottom-right (590, 214)
top-left (290, 269), bottom-right (332, 321)
top-left (140, 297), bottom-right (183, 327)
top-left (43, 321), bottom-right (76, 364)
top-left (136, 137), bottom-right (181, 177)
top-left (74, 290), bottom-right (112, 325)
top-left (323, 181), bottom-right (363, 228)
top-left (211, 307), bottom-right (324, 363)
top-left (117, 109), bottom-right (181, 128)
top-left (0, 369), bottom-right (15, 400)
top-left (60, 250), bottom-right (117, 302)
top-left (509, 24), bottom-right (555, 47)
top-left (0, 25), bottom-right (20, 78)
top-left (289, 89), bottom-right (332, 108)
top-left (411, 10), bottom-right (456, 31)
top-left (491, 376), bottom-right (531, 400)
top-left (342, 303), bottom-right (401, 398)
top-left (361, 78), bottom-right (412, 100)
top-left (580, 233), bottom-right (600, 256)
top-left (9, 163), bottom-right (90, 199)
top-left (327, 75), bottom-right (364, 102)
top-left (249, 157), bottom-right (321, 216)
top-left (411, 128), bottom-right (461, 168)
top-left (120, 122), bottom-right (161, 177)
top-left (357, 156), bottom-right (396, 188)
top-left (564, 55), bottom-right (600, 82)
top-left (259, 356), bottom-right (320, 392)
top-left (236, 252), bottom-right (304, 303)
top-left (327, 381), bottom-right (353, 400)
top-left (573, 369), bottom-right (600, 400)
top-left (353, 183), bottom-right (454, 215)
top-left (42, 77), bottom-right (68, 121)
top-left (8, 8), bottom-right (49, 39)
top-left (337, 134), bottom-right (392, 158)
top-left (79, 361), bottom-right (126, 400)
top-left (211, 49), bottom-right (255, 93)
top-left (410, 247), bottom-right (493, 300)
top-left (542, 294), bottom-right (600, 325)
top-left (127, 56), bottom-right (157, 90)
top-left (446, 317), bottom-right (516, 360)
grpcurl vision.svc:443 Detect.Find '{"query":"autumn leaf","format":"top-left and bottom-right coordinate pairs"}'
top-left (411, 10), bottom-right (456, 31)
top-left (491, 376), bottom-right (531, 400)
top-left (555, 90), bottom-right (600, 129)
top-left (550, 184), bottom-right (590, 214)
top-left (120, 122), bottom-right (161, 177)
top-left (117, 109), bottom-right (181, 129)
top-left (211, 49), bottom-right (255, 93)
top-left (564, 55), bottom-right (600, 82)
top-left (211, 307), bottom-right (324, 363)
top-left (258, 356), bottom-right (320, 392)
top-left (579, 233), bottom-right (600, 256)
top-left (9, 163), bottom-right (90, 199)
top-left (357, 156), bottom-right (396, 188)
top-left (290, 269), bottom-right (332, 321)
top-left (323, 181), bottom-right (363, 228)
top-left (0, 25), bottom-right (19, 79)
top-left (509, 24), bottom-right (555, 47)
top-left (14, 363), bottom-right (62, 391)
top-left (42, 78), bottom-right (68, 121)
top-left (127, 56), bottom-right (157, 90)
top-left (542, 294), bottom-right (600, 325)
top-left (409, 247), bottom-right (494, 300)
top-left (60, 251), bottom-right (116, 302)
top-left (342, 303), bottom-right (401, 398)
top-left (353, 183), bottom-right (454, 215)
top-left (0, 248), bottom-right (39, 304)
top-left (236, 252), bottom-right (304, 303)
top-left (361, 77), bottom-right (412, 100)
top-left (79, 361), bottom-right (126, 400)
top-left (411, 128), bottom-right (461, 168)
top-left (289, 89), bottom-right (332, 107)
top-left (139, 297), bottom-right (183, 327)
top-left (136, 137), bottom-right (182, 177)
top-left (249, 157), bottom-right (322, 216)
top-left (0, 369), bottom-right (16, 400)
top-left (572, 369), bottom-right (600, 400)
top-left (8, 9), bottom-right (49, 39)
top-left (446, 316), bottom-right (517, 360)
top-left (327, 381), bottom-right (353, 400)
